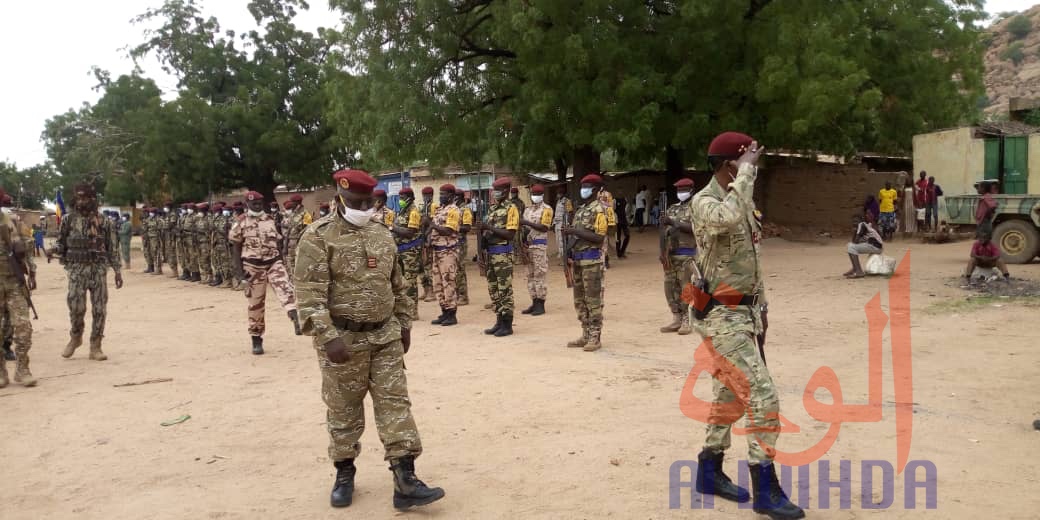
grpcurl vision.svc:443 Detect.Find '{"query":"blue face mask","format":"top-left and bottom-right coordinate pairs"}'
top-left (580, 187), bottom-right (594, 200)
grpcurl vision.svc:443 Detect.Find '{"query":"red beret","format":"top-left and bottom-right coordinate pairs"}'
top-left (674, 178), bottom-right (695, 189)
top-left (232, 202), bottom-right (244, 208)
top-left (531, 184), bottom-right (545, 195)
top-left (439, 183), bottom-right (456, 193)
top-left (287, 194), bottom-right (301, 203)
top-left (421, 186), bottom-right (434, 195)
top-left (195, 202), bottom-right (208, 210)
top-left (510, 187), bottom-right (519, 193)
top-left (492, 177), bottom-right (511, 190)
top-left (212, 202), bottom-right (225, 209)
top-left (332, 168), bottom-right (377, 195)
top-left (180, 202), bottom-right (190, 208)
top-left (455, 187), bottom-right (465, 194)
top-left (320, 202), bottom-right (330, 209)
top-left (708, 131), bottom-right (754, 158)
top-left (580, 174), bottom-right (603, 185)
top-left (269, 201), bottom-right (279, 207)
top-left (245, 191), bottom-right (264, 202)
top-left (283, 200), bottom-right (293, 209)
top-left (399, 187), bottom-right (414, 195)
top-left (374, 189), bottom-right (387, 197)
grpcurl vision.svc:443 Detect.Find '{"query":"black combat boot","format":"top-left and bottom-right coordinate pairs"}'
top-left (530, 298), bottom-right (545, 316)
top-left (695, 449), bottom-right (750, 503)
top-left (251, 336), bottom-right (264, 355)
top-left (483, 315), bottom-right (502, 335)
top-left (389, 456), bottom-right (445, 510)
top-left (144, 265), bottom-right (154, 274)
top-left (439, 308), bottom-right (457, 326)
top-left (494, 313), bottom-right (514, 337)
top-left (2, 339), bottom-right (14, 361)
top-left (431, 307), bottom-right (448, 325)
top-left (209, 273), bottom-right (223, 287)
top-left (750, 462), bottom-right (805, 520)
top-left (190, 272), bottom-right (201, 282)
top-left (520, 301), bottom-right (536, 314)
top-left (330, 459), bottom-right (356, 508)
top-left (288, 310), bottom-right (302, 335)
top-left (179, 269), bottom-right (190, 281)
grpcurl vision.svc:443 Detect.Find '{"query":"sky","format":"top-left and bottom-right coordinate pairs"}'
top-left (1, 0), bottom-right (1038, 170)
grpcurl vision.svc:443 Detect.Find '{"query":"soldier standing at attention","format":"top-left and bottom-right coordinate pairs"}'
top-left (141, 208), bottom-right (155, 273)
top-left (391, 188), bottom-right (423, 318)
top-left (418, 186), bottom-right (436, 302)
top-left (177, 203), bottom-right (193, 280)
top-left (562, 174), bottom-right (608, 352)
top-left (230, 191), bottom-right (301, 355)
top-left (428, 184), bottom-right (461, 326)
top-left (163, 201), bottom-right (179, 277)
top-left (0, 186), bottom-right (37, 387)
top-left (659, 178), bottom-right (697, 336)
top-left (194, 202), bottom-right (213, 284)
top-left (519, 184), bottom-right (553, 316)
top-left (148, 208), bottom-right (165, 275)
top-left (294, 169), bottom-right (444, 510)
top-left (690, 132), bottom-right (802, 520)
top-left (597, 182), bottom-right (617, 270)
top-left (480, 178), bottom-right (520, 337)
top-left (553, 186), bottom-right (573, 266)
top-left (508, 187), bottom-right (525, 265)
top-left (208, 202), bottom-right (227, 287)
top-left (48, 183), bottom-right (123, 361)
top-left (454, 188), bottom-right (472, 306)
top-left (118, 212), bottom-right (132, 268)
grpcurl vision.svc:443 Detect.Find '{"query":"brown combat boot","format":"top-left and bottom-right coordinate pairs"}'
top-left (89, 337), bottom-right (108, 361)
top-left (677, 312), bottom-right (693, 336)
top-left (14, 354), bottom-right (37, 387)
top-left (0, 356), bottom-right (8, 388)
top-left (567, 328), bottom-right (588, 349)
top-left (62, 334), bottom-right (83, 358)
top-left (660, 313), bottom-right (682, 333)
top-left (583, 327), bottom-right (602, 352)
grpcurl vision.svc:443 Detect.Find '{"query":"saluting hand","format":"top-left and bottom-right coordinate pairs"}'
top-left (736, 140), bottom-right (765, 170)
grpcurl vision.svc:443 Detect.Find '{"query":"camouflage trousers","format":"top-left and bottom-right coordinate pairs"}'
top-left (704, 330), bottom-right (780, 464)
top-left (243, 260), bottom-right (296, 337)
top-left (183, 235), bottom-right (198, 273)
top-left (432, 247), bottom-right (458, 309)
top-left (177, 235), bottom-right (191, 272)
top-left (455, 240), bottom-right (468, 301)
top-left (526, 246), bottom-right (549, 299)
top-left (318, 339), bottom-right (422, 462)
top-left (572, 262), bottom-right (604, 336)
top-left (196, 236), bottom-right (212, 278)
top-left (65, 264), bottom-right (110, 341)
top-left (420, 250), bottom-right (432, 290)
top-left (211, 239), bottom-right (230, 279)
top-left (285, 242), bottom-right (298, 282)
top-left (486, 252), bottom-right (514, 315)
top-left (0, 276), bottom-right (32, 356)
top-left (165, 233), bottom-right (178, 270)
top-left (149, 237), bottom-right (163, 269)
top-left (664, 255), bottom-right (696, 314)
top-left (143, 237), bottom-right (154, 269)
top-left (120, 240), bottom-right (131, 267)
top-left (397, 248), bottom-right (422, 318)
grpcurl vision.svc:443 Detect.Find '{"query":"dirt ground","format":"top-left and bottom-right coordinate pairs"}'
top-left (4, 233), bottom-right (1039, 519)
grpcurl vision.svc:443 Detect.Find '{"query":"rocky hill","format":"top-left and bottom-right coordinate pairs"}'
top-left (984, 4), bottom-right (1040, 115)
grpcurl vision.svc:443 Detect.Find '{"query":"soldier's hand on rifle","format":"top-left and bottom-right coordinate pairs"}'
top-left (115, 272), bottom-right (124, 289)
top-left (28, 273), bottom-right (36, 291)
top-left (660, 214), bottom-right (673, 226)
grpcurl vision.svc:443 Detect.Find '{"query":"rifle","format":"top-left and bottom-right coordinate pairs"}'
top-left (1, 221), bottom-right (37, 320)
top-left (420, 199), bottom-right (433, 270)
top-left (562, 204), bottom-right (575, 288)
top-left (476, 198), bottom-right (488, 277)
top-left (658, 190), bottom-right (671, 271)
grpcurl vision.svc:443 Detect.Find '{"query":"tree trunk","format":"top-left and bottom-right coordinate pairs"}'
top-left (665, 145), bottom-right (684, 179)
top-left (572, 145), bottom-right (601, 181)
top-left (553, 156), bottom-right (569, 183)
top-left (246, 169), bottom-right (279, 203)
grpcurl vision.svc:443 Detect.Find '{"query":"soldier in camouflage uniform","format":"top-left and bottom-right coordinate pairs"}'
top-left (562, 174), bottom-right (608, 352)
top-left (48, 183), bottom-right (124, 361)
top-left (454, 188), bottom-right (472, 306)
top-left (689, 132), bottom-right (802, 520)
top-left (194, 202), bottom-right (213, 284)
top-left (372, 190), bottom-right (394, 229)
top-left (520, 184), bottom-right (553, 316)
top-left (229, 202), bottom-right (246, 291)
top-left (141, 209), bottom-right (155, 273)
top-left (0, 191), bottom-right (38, 387)
top-left (294, 169), bottom-right (444, 510)
top-left (480, 177), bottom-right (520, 337)
top-left (207, 202), bottom-right (227, 287)
top-left (117, 212), bottom-right (132, 268)
top-left (391, 188), bottom-right (423, 318)
top-left (659, 178), bottom-right (698, 336)
top-left (418, 187), bottom-right (435, 302)
top-left (230, 191), bottom-right (300, 355)
top-left (147, 208), bottom-right (164, 275)
top-left (163, 201), bottom-right (179, 277)
top-left (598, 185), bottom-right (617, 270)
top-left (428, 184), bottom-right (461, 326)
top-left (284, 194), bottom-right (311, 279)
top-left (177, 203), bottom-right (194, 280)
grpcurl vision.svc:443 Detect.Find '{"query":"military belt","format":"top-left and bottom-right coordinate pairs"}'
top-left (670, 247), bottom-right (697, 257)
top-left (432, 244), bottom-right (457, 252)
top-left (332, 316), bottom-right (390, 333)
top-left (397, 238), bottom-right (423, 252)
top-left (242, 257), bottom-right (279, 267)
top-left (528, 238), bottom-right (548, 246)
top-left (487, 245), bottom-right (513, 255)
top-left (570, 249), bottom-right (601, 261)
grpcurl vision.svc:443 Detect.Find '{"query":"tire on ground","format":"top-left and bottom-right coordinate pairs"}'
top-left (993, 219), bottom-right (1040, 264)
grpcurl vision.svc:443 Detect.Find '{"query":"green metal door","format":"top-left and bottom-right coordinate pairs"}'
top-left (984, 138), bottom-right (1001, 182)
top-left (1003, 136), bottom-right (1028, 194)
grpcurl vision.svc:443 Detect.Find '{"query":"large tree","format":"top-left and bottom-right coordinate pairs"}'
top-left (0, 161), bottom-right (61, 210)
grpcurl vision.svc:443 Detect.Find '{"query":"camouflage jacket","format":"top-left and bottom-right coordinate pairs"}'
top-left (485, 200), bottom-right (519, 246)
top-left (53, 210), bottom-right (121, 272)
top-left (429, 203), bottom-right (460, 247)
top-left (211, 214), bottom-right (229, 246)
top-left (294, 214), bottom-right (413, 351)
top-left (690, 166), bottom-right (767, 335)
top-left (666, 202), bottom-right (697, 251)
top-left (146, 216), bottom-right (162, 239)
top-left (0, 212), bottom-right (35, 277)
top-left (229, 212), bottom-right (282, 262)
top-left (571, 199), bottom-right (607, 265)
top-left (393, 203), bottom-right (422, 245)
top-left (194, 212), bottom-right (211, 238)
top-left (523, 203), bottom-right (554, 246)
top-left (286, 208), bottom-right (310, 247)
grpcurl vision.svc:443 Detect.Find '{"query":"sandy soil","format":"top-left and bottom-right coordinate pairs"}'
top-left (3, 233), bottom-right (1040, 520)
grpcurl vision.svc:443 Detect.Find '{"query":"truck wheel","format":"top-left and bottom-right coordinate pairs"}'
top-left (993, 220), bottom-right (1040, 264)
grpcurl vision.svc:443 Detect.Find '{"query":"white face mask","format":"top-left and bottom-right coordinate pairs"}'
top-left (580, 187), bottom-right (594, 200)
top-left (186, 209), bottom-right (194, 215)
top-left (492, 190), bottom-right (504, 199)
top-left (677, 191), bottom-right (692, 202)
top-left (0, 207), bottom-right (10, 214)
top-left (223, 210), bottom-right (232, 217)
top-left (341, 206), bottom-right (375, 227)
top-left (531, 195), bottom-right (543, 204)
top-left (247, 209), bottom-right (265, 217)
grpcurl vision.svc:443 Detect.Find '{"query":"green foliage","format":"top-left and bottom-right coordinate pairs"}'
top-left (1023, 109), bottom-right (1040, 127)
top-left (0, 161), bottom-right (60, 210)
top-left (1001, 42), bottom-right (1025, 65)
top-left (1007, 14), bottom-right (1032, 40)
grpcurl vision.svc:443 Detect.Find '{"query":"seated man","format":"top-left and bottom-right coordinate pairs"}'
top-left (844, 211), bottom-right (883, 278)
top-left (964, 232), bottom-right (1010, 282)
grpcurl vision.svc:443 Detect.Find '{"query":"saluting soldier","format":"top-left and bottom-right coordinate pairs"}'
top-left (390, 188), bottom-right (423, 318)
top-left (428, 184), bottom-right (461, 326)
top-left (659, 178), bottom-right (697, 336)
top-left (294, 169), bottom-right (444, 510)
top-left (689, 132), bottom-right (802, 520)
top-left (454, 187), bottom-right (473, 306)
top-left (562, 174), bottom-right (608, 352)
top-left (519, 184), bottom-right (553, 316)
top-left (480, 178), bottom-right (519, 337)
top-left (229, 191), bottom-right (301, 355)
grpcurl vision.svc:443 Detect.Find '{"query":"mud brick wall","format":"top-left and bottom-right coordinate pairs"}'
top-left (755, 164), bottom-right (909, 230)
